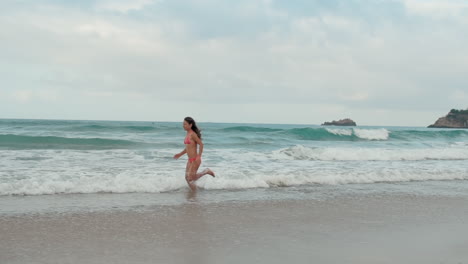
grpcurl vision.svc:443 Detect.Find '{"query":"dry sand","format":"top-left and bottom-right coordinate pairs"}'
top-left (1, 192), bottom-right (468, 264)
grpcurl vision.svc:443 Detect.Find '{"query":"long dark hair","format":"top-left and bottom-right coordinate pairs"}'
top-left (184, 117), bottom-right (202, 140)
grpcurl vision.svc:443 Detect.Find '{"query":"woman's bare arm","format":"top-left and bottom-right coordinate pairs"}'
top-left (173, 149), bottom-right (187, 159)
top-left (193, 134), bottom-right (204, 157)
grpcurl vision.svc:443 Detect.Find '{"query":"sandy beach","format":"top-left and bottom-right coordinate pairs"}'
top-left (1, 191), bottom-right (468, 264)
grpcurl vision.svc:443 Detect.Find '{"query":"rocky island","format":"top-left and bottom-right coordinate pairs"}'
top-left (428, 109), bottom-right (468, 128)
top-left (321, 118), bottom-right (357, 126)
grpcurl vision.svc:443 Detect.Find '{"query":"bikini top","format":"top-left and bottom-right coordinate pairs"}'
top-left (184, 132), bottom-right (192, 144)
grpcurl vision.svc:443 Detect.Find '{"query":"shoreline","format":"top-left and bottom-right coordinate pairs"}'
top-left (1, 192), bottom-right (467, 264)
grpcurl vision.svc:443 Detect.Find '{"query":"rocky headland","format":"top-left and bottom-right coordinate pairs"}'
top-left (428, 109), bottom-right (468, 128)
top-left (321, 118), bottom-right (357, 126)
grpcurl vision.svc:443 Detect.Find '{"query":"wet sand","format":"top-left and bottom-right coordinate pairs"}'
top-left (1, 192), bottom-right (468, 264)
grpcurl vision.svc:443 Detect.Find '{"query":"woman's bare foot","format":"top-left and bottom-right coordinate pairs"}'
top-left (206, 168), bottom-right (215, 177)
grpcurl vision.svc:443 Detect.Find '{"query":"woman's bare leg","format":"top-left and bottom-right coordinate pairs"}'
top-left (185, 162), bottom-right (196, 191)
top-left (197, 168), bottom-right (215, 179)
top-left (189, 160), bottom-right (215, 182)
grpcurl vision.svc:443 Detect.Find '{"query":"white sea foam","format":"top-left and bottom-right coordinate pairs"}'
top-left (325, 128), bottom-right (353, 136)
top-left (2, 120), bottom-right (468, 197)
top-left (274, 145), bottom-right (468, 161)
top-left (3, 163), bottom-right (467, 196)
top-left (325, 128), bottom-right (389, 140)
top-left (0, 170), bottom-right (187, 196)
top-left (353, 128), bottom-right (389, 140)
top-left (1, 143), bottom-right (468, 196)
top-left (2, 146), bottom-right (467, 195)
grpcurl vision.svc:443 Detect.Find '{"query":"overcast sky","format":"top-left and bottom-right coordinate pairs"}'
top-left (1, 0), bottom-right (467, 126)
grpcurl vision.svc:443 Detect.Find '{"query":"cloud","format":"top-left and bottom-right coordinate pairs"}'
top-left (1, 0), bottom-right (467, 125)
top-left (94, 0), bottom-right (157, 13)
top-left (403, 0), bottom-right (468, 20)
top-left (76, 21), bottom-right (123, 38)
top-left (12, 90), bottom-right (34, 103)
top-left (449, 90), bottom-right (468, 105)
top-left (340, 92), bottom-right (370, 102)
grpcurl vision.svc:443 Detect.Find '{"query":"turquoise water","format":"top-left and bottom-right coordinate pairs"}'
top-left (0, 119), bottom-right (467, 200)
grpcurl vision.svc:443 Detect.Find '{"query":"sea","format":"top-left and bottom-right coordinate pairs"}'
top-left (1, 119), bottom-right (468, 215)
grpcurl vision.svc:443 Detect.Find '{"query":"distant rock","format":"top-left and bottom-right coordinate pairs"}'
top-left (428, 109), bottom-right (468, 128)
top-left (321, 118), bottom-right (357, 126)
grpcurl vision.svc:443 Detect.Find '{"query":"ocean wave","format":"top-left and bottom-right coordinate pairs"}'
top-left (68, 124), bottom-right (162, 133)
top-left (200, 171), bottom-right (468, 190)
top-left (273, 145), bottom-right (468, 161)
top-left (220, 125), bottom-right (468, 142)
top-left (223, 126), bottom-right (283, 133)
top-left (1, 166), bottom-right (466, 196)
top-left (353, 128), bottom-right (389, 140)
top-left (222, 126), bottom-right (390, 141)
top-left (221, 125), bottom-right (390, 141)
top-left (325, 128), bottom-right (353, 136)
top-left (0, 175), bottom-right (186, 196)
top-left (390, 129), bottom-right (468, 141)
top-left (0, 134), bottom-right (142, 150)
top-left (286, 128), bottom-right (389, 141)
top-left (0, 120), bottom-right (171, 134)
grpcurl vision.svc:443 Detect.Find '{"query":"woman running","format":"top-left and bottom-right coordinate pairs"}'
top-left (173, 117), bottom-right (215, 190)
